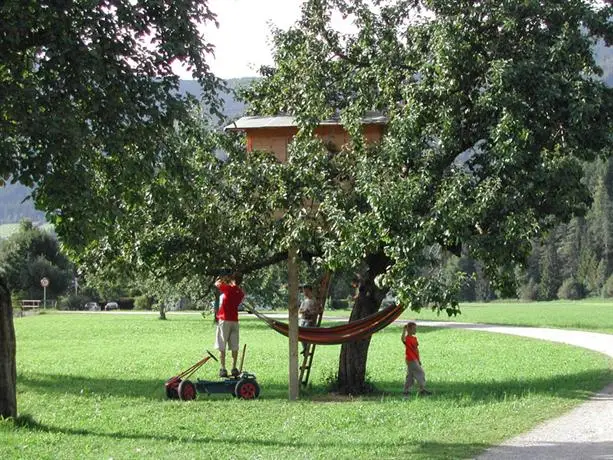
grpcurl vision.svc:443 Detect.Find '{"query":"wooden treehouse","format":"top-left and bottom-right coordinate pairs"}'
top-left (224, 112), bottom-right (387, 161)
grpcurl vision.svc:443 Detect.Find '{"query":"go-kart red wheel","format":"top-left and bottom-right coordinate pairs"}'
top-left (178, 379), bottom-right (197, 401)
top-left (235, 379), bottom-right (260, 399)
top-left (165, 378), bottom-right (181, 399)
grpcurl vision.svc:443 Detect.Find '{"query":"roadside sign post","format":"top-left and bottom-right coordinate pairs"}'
top-left (40, 277), bottom-right (49, 309)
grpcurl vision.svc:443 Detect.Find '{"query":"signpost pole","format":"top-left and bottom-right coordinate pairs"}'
top-left (40, 277), bottom-right (50, 309)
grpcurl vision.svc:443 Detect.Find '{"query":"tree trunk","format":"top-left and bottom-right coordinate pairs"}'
top-left (0, 276), bottom-right (17, 418)
top-left (159, 303), bottom-right (166, 320)
top-left (337, 253), bottom-right (389, 395)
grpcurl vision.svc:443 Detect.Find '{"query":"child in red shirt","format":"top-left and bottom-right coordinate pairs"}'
top-left (214, 272), bottom-right (245, 378)
top-left (401, 321), bottom-right (432, 397)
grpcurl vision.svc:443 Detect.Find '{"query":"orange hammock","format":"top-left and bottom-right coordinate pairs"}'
top-left (245, 303), bottom-right (404, 345)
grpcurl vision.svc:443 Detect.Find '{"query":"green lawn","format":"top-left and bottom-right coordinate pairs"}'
top-left (0, 223), bottom-right (21, 239)
top-left (0, 222), bottom-right (53, 239)
top-left (401, 298), bottom-right (613, 334)
top-left (2, 312), bottom-right (612, 459)
top-left (322, 298), bottom-right (613, 334)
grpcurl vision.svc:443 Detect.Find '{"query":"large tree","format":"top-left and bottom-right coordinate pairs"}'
top-left (0, 220), bottom-right (73, 300)
top-left (234, 0), bottom-right (612, 392)
top-left (69, 0), bottom-right (613, 394)
top-left (0, 0), bottom-right (222, 418)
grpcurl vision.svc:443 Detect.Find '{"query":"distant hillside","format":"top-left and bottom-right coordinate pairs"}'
top-left (0, 78), bottom-right (255, 225)
top-left (179, 77), bottom-right (256, 121)
top-left (0, 183), bottom-right (45, 225)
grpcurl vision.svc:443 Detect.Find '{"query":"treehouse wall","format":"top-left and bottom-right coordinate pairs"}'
top-left (244, 124), bottom-right (385, 162)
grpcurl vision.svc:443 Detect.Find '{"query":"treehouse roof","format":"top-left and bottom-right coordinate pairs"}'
top-left (224, 112), bottom-right (387, 131)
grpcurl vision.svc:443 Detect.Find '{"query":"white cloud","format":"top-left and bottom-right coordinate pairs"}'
top-left (174, 0), bottom-right (302, 79)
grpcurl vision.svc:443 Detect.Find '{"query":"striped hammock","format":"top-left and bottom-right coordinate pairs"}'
top-left (245, 303), bottom-right (404, 345)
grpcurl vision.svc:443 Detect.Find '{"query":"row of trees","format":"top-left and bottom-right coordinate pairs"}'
top-left (449, 157), bottom-right (613, 301)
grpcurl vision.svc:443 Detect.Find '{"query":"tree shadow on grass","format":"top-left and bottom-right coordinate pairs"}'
top-left (17, 372), bottom-right (293, 400)
top-left (18, 366), bottom-right (612, 402)
top-left (9, 415), bottom-right (613, 460)
top-left (9, 414), bottom-right (489, 458)
top-left (306, 368), bottom-right (613, 402)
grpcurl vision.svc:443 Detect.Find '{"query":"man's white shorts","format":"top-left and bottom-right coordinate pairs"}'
top-left (215, 320), bottom-right (240, 352)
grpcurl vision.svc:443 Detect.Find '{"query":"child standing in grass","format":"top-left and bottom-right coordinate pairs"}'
top-left (401, 321), bottom-right (432, 397)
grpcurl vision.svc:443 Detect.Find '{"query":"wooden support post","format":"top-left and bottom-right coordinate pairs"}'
top-left (287, 246), bottom-right (299, 400)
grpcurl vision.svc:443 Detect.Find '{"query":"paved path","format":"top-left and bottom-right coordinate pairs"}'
top-left (413, 321), bottom-right (613, 460)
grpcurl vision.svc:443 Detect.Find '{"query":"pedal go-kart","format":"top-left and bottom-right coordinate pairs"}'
top-left (165, 347), bottom-right (260, 401)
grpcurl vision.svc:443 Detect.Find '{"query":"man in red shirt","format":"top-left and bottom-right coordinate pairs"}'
top-left (401, 321), bottom-right (432, 397)
top-left (214, 272), bottom-right (245, 378)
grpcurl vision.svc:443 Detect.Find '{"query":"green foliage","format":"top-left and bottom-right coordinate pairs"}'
top-left (58, 294), bottom-right (90, 311)
top-left (4, 1), bottom-right (611, 319)
top-left (518, 279), bottom-right (539, 302)
top-left (538, 237), bottom-right (562, 300)
top-left (557, 278), bottom-right (587, 300)
top-left (603, 274), bottom-right (613, 298)
top-left (134, 295), bottom-right (153, 311)
top-left (0, 0), bottom-right (223, 257)
top-left (0, 220), bottom-right (73, 298)
top-left (240, 0), bottom-right (613, 313)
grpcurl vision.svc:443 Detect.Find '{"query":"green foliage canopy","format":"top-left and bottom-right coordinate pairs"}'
top-left (0, 0), bottom-right (224, 250)
top-left (238, 0), bottom-right (613, 311)
top-left (68, 0), bottom-right (613, 315)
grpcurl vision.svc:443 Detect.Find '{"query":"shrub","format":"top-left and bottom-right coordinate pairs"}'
top-left (134, 295), bottom-right (153, 310)
top-left (557, 278), bottom-right (586, 300)
top-left (603, 274), bottom-right (613, 298)
top-left (518, 279), bottom-right (539, 301)
top-left (10, 290), bottom-right (26, 308)
top-left (330, 298), bottom-right (350, 310)
top-left (118, 297), bottom-right (134, 310)
top-left (60, 293), bottom-right (90, 311)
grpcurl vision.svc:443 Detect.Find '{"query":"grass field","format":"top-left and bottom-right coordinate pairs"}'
top-left (0, 223), bottom-right (22, 239)
top-left (1, 312), bottom-right (612, 459)
top-left (0, 222), bottom-right (54, 239)
top-left (399, 298), bottom-right (613, 334)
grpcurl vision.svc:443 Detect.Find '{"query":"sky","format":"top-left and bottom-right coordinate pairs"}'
top-left (175, 0), bottom-right (611, 80)
top-left (177, 0), bottom-right (303, 79)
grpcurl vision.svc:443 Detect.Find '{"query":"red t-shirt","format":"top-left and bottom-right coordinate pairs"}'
top-left (404, 335), bottom-right (420, 362)
top-left (216, 283), bottom-right (244, 322)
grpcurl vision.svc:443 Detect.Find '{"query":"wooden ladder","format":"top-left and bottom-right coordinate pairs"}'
top-left (299, 311), bottom-right (323, 387)
top-left (299, 272), bottom-right (331, 388)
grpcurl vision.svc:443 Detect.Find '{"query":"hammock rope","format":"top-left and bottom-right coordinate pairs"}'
top-left (245, 303), bottom-right (404, 345)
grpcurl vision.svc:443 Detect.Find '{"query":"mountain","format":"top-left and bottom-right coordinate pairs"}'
top-left (0, 183), bottom-right (45, 224)
top-left (179, 77), bottom-right (256, 121)
top-left (0, 78), bottom-right (255, 226)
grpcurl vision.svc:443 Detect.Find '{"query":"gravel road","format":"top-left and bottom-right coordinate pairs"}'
top-left (414, 321), bottom-right (613, 460)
